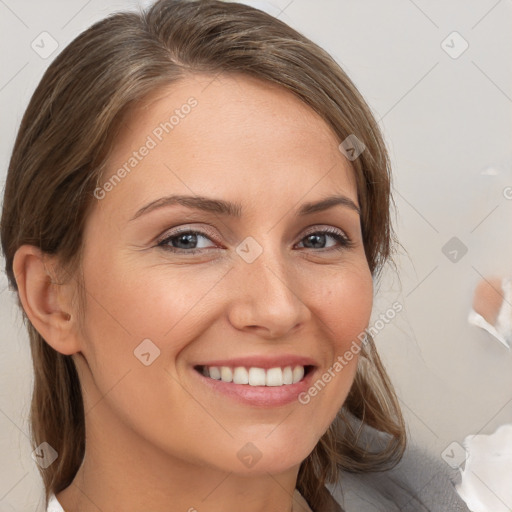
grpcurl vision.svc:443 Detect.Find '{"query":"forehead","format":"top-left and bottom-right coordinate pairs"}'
top-left (96, 73), bottom-right (358, 219)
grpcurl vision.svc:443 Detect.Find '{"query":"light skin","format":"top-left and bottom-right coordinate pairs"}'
top-left (14, 73), bottom-right (373, 512)
top-left (473, 277), bottom-right (505, 326)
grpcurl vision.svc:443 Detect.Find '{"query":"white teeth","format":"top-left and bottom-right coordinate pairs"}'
top-left (248, 367), bottom-right (266, 386)
top-left (202, 365), bottom-right (306, 386)
top-left (233, 366), bottom-right (249, 384)
top-left (220, 366), bottom-right (233, 383)
top-left (283, 366), bottom-right (293, 385)
top-left (209, 366), bottom-right (221, 380)
top-left (266, 367), bottom-right (283, 386)
top-left (292, 365), bottom-right (304, 384)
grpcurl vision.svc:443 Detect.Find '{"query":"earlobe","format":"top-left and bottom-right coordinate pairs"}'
top-left (12, 244), bottom-right (81, 355)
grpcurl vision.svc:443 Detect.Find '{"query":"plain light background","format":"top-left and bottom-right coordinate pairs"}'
top-left (0, 0), bottom-right (511, 510)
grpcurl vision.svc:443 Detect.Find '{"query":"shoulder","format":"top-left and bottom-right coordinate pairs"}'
top-left (328, 449), bottom-right (470, 511)
top-left (325, 426), bottom-right (471, 511)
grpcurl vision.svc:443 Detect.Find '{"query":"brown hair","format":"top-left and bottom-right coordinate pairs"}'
top-left (0, 1), bottom-right (405, 510)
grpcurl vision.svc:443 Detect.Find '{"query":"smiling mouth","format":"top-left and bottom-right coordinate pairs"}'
top-left (194, 365), bottom-right (314, 387)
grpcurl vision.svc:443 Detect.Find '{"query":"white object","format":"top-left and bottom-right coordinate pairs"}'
top-left (47, 493), bottom-right (64, 512)
top-left (456, 424), bottom-right (512, 512)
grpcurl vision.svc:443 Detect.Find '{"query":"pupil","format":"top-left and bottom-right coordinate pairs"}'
top-left (306, 233), bottom-right (325, 248)
top-left (176, 233), bottom-right (197, 249)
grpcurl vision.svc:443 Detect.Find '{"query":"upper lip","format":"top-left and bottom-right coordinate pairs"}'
top-left (193, 354), bottom-right (317, 370)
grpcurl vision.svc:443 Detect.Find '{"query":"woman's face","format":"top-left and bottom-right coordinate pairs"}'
top-left (72, 73), bottom-right (373, 476)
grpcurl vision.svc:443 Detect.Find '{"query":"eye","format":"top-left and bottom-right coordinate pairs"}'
top-left (296, 227), bottom-right (354, 252)
top-left (157, 229), bottom-right (217, 254)
top-left (156, 226), bottom-right (354, 255)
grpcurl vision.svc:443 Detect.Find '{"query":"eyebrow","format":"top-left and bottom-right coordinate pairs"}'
top-left (130, 193), bottom-right (360, 221)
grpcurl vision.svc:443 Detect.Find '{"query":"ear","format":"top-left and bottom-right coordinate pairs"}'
top-left (12, 244), bottom-right (81, 355)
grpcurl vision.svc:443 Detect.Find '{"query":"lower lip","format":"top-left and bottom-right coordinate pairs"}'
top-left (192, 367), bottom-right (317, 407)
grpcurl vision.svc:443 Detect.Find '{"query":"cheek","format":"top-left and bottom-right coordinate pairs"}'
top-left (80, 251), bottom-right (219, 346)
top-left (74, 260), bottom-right (219, 446)
top-left (331, 266), bottom-right (374, 385)
top-left (313, 263), bottom-right (374, 350)
top-left (298, 263), bottom-right (373, 425)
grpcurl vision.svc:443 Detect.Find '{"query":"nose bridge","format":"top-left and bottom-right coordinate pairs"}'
top-left (227, 235), bottom-right (309, 336)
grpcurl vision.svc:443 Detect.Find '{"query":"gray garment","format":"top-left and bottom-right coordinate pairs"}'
top-left (327, 449), bottom-right (470, 511)
top-left (322, 424), bottom-right (471, 512)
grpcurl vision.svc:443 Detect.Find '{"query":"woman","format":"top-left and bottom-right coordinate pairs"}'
top-left (0, 1), bottom-right (469, 510)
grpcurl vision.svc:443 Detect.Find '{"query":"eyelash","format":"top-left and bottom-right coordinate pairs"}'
top-left (156, 226), bottom-right (355, 255)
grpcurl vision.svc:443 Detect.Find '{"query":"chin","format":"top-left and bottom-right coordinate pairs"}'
top-left (226, 430), bottom-right (320, 477)
top-left (230, 452), bottom-right (308, 478)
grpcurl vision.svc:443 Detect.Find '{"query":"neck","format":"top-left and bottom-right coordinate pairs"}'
top-left (56, 415), bottom-right (302, 512)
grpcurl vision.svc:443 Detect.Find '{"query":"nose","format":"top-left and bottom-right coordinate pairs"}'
top-left (226, 242), bottom-right (311, 339)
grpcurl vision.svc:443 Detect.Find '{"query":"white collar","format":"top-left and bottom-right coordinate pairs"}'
top-left (47, 493), bottom-right (64, 512)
